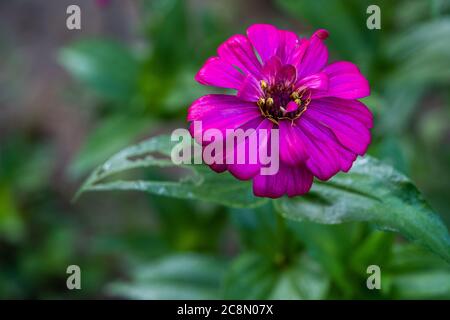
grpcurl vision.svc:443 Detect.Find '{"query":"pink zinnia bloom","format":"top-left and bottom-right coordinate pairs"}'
top-left (188, 24), bottom-right (372, 198)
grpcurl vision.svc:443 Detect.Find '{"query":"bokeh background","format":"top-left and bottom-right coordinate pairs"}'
top-left (1, 0), bottom-right (449, 299)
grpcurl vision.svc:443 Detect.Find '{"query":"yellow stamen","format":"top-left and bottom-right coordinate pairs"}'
top-left (266, 97), bottom-right (274, 107)
top-left (260, 80), bottom-right (268, 90)
top-left (257, 97), bottom-right (265, 108)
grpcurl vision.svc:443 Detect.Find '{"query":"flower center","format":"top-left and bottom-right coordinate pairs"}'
top-left (257, 80), bottom-right (310, 124)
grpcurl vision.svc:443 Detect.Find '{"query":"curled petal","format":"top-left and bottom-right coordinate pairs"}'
top-left (275, 64), bottom-right (297, 87)
top-left (312, 29), bottom-right (329, 40)
top-left (296, 72), bottom-right (328, 91)
top-left (247, 24), bottom-right (301, 66)
top-left (218, 34), bottom-right (263, 79)
top-left (262, 56), bottom-right (283, 85)
top-left (195, 57), bottom-right (245, 90)
top-left (289, 39), bottom-right (308, 69)
top-left (237, 75), bottom-right (263, 102)
top-left (277, 29), bottom-right (300, 64)
top-left (247, 24), bottom-right (279, 64)
top-left (296, 30), bottom-right (329, 78)
top-left (312, 61), bottom-right (370, 99)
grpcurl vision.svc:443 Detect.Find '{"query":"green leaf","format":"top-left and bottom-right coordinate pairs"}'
top-left (349, 231), bottom-right (394, 276)
top-left (388, 271), bottom-right (450, 299)
top-left (387, 244), bottom-right (450, 273)
top-left (223, 253), bottom-right (329, 299)
top-left (149, 196), bottom-right (227, 252)
top-left (275, 156), bottom-right (450, 263)
top-left (230, 203), bottom-right (294, 257)
top-left (59, 39), bottom-right (139, 102)
top-left (108, 254), bottom-right (226, 299)
top-left (386, 19), bottom-right (450, 84)
top-left (288, 222), bottom-right (365, 297)
top-left (386, 19), bottom-right (450, 60)
top-left (75, 134), bottom-right (267, 208)
top-left (69, 115), bottom-right (150, 178)
top-left (384, 244), bottom-right (450, 299)
top-left (378, 86), bottom-right (425, 134)
top-left (0, 185), bottom-right (24, 243)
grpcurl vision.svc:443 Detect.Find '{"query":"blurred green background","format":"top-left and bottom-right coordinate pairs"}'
top-left (0, 0), bottom-right (449, 299)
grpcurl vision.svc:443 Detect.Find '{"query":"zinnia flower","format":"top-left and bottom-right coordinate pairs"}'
top-left (188, 24), bottom-right (372, 198)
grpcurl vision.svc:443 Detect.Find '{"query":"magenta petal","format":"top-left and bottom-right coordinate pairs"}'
top-left (218, 34), bottom-right (263, 80)
top-left (296, 72), bottom-right (328, 91)
top-left (285, 101), bottom-right (299, 113)
top-left (307, 100), bottom-right (371, 155)
top-left (303, 117), bottom-right (357, 174)
top-left (296, 30), bottom-right (329, 78)
top-left (313, 61), bottom-right (370, 99)
top-left (275, 64), bottom-right (297, 87)
top-left (276, 30), bottom-right (300, 64)
top-left (289, 39), bottom-right (308, 68)
top-left (311, 97), bottom-right (373, 128)
top-left (246, 24), bottom-right (300, 65)
top-left (253, 164), bottom-right (313, 198)
top-left (324, 60), bottom-right (359, 74)
top-left (312, 29), bottom-right (329, 40)
top-left (227, 119), bottom-right (273, 180)
top-left (284, 165), bottom-right (314, 197)
top-left (293, 119), bottom-right (342, 180)
top-left (187, 94), bottom-right (257, 122)
top-left (247, 24), bottom-right (279, 64)
top-left (237, 75), bottom-right (263, 102)
top-left (195, 57), bottom-right (245, 90)
top-left (209, 163), bottom-right (227, 173)
top-left (278, 120), bottom-right (308, 165)
top-left (262, 56), bottom-right (283, 84)
top-left (299, 116), bottom-right (357, 179)
top-left (188, 95), bottom-right (261, 145)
